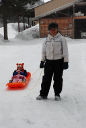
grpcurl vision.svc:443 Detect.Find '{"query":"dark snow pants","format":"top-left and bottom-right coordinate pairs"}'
top-left (40, 59), bottom-right (64, 97)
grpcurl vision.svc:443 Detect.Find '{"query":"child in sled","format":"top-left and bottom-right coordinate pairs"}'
top-left (10, 63), bottom-right (27, 83)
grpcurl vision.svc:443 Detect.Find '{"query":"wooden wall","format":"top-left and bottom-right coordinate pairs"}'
top-left (39, 18), bottom-right (74, 38)
top-left (35, 0), bottom-right (75, 17)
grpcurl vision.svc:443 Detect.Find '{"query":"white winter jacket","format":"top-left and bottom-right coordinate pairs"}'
top-left (41, 33), bottom-right (69, 62)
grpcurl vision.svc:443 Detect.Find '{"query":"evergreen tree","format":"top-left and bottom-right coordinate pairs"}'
top-left (0, 0), bottom-right (41, 40)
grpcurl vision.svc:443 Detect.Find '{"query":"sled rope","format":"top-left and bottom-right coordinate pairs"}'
top-left (31, 67), bottom-right (40, 77)
top-left (29, 69), bottom-right (43, 90)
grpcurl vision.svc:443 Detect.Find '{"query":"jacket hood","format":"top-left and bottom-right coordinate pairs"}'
top-left (47, 33), bottom-right (62, 41)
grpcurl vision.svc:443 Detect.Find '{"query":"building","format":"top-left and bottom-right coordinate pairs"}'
top-left (34, 0), bottom-right (86, 39)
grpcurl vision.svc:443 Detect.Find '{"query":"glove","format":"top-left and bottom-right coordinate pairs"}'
top-left (63, 62), bottom-right (69, 70)
top-left (40, 61), bottom-right (45, 68)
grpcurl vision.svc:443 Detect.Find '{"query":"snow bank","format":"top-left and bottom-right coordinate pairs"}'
top-left (15, 24), bottom-right (40, 40)
top-left (0, 23), bottom-right (18, 39)
top-left (0, 23), bottom-right (39, 40)
top-left (12, 23), bottom-right (28, 32)
top-left (0, 23), bottom-right (28, 39)
top-left (0, 33), bottom-right (3, 40)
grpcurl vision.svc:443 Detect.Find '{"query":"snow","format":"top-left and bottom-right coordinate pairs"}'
top-left (0, 23), bottom-right (29, 39)
top-left (44, 0), bottom-right (51, 2)
top-left (0, 23), bottom-right (86, 128)
top-left (0, 23), bottom-right (18, 39)
top-left (16, 24), bottom-right (39, 40)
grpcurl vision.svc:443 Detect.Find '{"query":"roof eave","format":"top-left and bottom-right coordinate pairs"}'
top-left (33, 1), bottom-right (75, 20)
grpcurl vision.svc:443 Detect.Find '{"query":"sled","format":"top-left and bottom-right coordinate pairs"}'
top-left (6, 72), bottom-right (31, 88)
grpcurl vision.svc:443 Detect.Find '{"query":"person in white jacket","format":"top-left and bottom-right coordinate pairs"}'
top-left (36, 22), bottom-right (69, 101)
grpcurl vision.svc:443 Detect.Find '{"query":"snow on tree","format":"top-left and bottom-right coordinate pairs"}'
top-left (0, 0), bottom-right (41, 40)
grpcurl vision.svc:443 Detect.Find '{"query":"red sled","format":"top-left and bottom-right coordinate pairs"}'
top-left (6, 72), bottom-right (31, 88)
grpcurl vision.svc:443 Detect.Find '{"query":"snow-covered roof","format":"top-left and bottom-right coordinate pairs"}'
top-left (34, 0), bottom-right (52, 8)
top-left (26, 1), bottom-right (44, 10)
top-left (33, 1), bottom-right (75, 20)
top-left (34, 0), bottom-right (86, 20)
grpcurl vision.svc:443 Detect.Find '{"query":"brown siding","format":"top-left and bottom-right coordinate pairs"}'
top-left (35, 0), bottom-right (76, 17)
top-left (40, 18), bottom-right (74, 38)
top-left (74, 16), bottom-right (86, 19)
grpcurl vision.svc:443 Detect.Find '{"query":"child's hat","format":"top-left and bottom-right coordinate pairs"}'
top-left (48, 22), bottom-right (58, 30)
top-left (16, 63), bottom-right (24, 70)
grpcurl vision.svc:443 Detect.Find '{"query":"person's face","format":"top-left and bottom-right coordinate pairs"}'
top-left (17, 65), bottom-right (22, 70)
top-left (17, 70), bottom-right (21, 74)
top-left (49, 28), bottom-right (58, 37)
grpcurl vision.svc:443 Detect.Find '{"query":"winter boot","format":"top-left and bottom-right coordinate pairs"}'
top-left (36, 95), bottom-right (47, 100)
top-left (55, 94), bottom-right (61, 101)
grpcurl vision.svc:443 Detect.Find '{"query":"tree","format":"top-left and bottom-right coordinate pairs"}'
top-left (0, 0), bottom-right (41, 40)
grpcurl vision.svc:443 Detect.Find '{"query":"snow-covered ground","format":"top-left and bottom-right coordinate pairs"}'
top-left (0, 24), bottom-right (86, 128)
